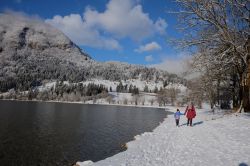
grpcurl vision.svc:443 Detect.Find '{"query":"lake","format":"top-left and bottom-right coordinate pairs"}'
top-left (0, 100), bottom-right (168, 166)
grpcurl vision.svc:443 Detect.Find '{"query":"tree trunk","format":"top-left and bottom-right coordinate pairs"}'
top-left (238, 73), bottom-right (250, 112)
top-left (242, 36), bottom-right (250, 112)
top-left (238, 72), bottom-right (244, 112)
top-left (217, 80), bottom-right (220, 106)
top-left (243, 70), bottom-right (250, 112)
top-left (232, 74), bottom-right (239, 108)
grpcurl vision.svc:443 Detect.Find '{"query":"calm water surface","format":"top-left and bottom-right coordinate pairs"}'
top-left (0, 100), bottom-right (168, 166)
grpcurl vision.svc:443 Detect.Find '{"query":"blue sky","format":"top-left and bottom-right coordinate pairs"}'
top-left (0, 0), bottom-right (186, 73)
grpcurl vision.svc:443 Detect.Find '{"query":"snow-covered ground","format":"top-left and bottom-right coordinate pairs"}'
top-left (88, 92), bottom-right (158, 106)
top-left (38, 79), bottom-right (186, 93)
top-left (81, 79), bottom-right (186, 92)
top-left (77, 105), bottom-right (250, 166)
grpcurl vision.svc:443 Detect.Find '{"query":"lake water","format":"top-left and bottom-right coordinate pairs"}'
top-left (0, 100), bottom-right (168, 166)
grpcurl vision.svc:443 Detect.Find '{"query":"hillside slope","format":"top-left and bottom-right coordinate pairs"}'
top-left (0, 13), bottom-right (184, 92)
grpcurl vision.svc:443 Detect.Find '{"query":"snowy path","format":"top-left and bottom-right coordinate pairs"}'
top-left (77, 108), bottom-right (250, 166)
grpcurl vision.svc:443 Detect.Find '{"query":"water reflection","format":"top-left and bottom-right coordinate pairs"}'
top-left (0, 100), bottom-right (167, 166)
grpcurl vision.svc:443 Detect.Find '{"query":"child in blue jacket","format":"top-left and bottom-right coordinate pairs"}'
top-left (174, 109), bottom-right (184, 127)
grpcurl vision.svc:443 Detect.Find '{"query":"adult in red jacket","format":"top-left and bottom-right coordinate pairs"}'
top-left (185, 103), bottom-right (196, 126)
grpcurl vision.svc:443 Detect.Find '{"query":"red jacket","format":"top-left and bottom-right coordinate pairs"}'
top-left (185, 106), bottom-right (196, 119)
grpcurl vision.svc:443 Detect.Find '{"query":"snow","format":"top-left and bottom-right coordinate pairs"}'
top-left (37, 81), bottom-right (56, 91)
top-left (36, 79), bottom-right (186, 95)
top-left (83, 92), bottom-right (158, 107)
top-left (76, 105), bottom-right (250, 166)
top-left (37, 81), bottom-right (70, 92)
top-left (79, 79), bottom-right (186, 92)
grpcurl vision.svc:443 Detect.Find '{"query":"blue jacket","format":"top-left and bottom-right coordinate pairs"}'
top-left (174, 111), bottom-right (184, 119)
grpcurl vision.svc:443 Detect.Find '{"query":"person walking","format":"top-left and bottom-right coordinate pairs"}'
top-left (185, 103), bottom-right (196, 127)
top-left (174, 109), bottom-right (184, 127)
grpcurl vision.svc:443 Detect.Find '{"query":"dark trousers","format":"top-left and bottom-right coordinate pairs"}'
top-left (187, 118), bottom-right (193, 126)
top-left (175, 119), bottom-right (179, 126)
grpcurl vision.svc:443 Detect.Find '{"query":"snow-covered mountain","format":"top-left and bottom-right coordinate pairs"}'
top-left (0, 13), bottom-right (185, 92)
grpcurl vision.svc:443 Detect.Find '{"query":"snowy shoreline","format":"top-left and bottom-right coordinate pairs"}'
top-left (0, 98), bottom-right (171, 110)
top-left (1, 98), bottom-right (174, 165)
top-left (76, 106), bottom-right (250, 166)
top-left (2, 99), bottom-right (249, 166)
top-left (76, 105), bottom-right (178, 166)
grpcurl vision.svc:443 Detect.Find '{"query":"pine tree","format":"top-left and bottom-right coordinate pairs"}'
top-left (144, 85), bottom-right (149, 92)
top-left (154, 86), bottom-right (158, 93)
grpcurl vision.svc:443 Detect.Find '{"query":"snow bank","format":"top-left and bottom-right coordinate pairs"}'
top-left (77, 107), bottom-right (250, 166)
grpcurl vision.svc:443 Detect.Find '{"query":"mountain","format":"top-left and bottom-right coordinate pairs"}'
top-left (0, 13), bottom-right (184, 93)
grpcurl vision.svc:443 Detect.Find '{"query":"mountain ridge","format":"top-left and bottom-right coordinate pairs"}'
top-left (0, 13), bottom-right (184, 92)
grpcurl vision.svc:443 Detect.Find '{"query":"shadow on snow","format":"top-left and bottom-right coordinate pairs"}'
top-left (179, 121), bottom-right (204, 127)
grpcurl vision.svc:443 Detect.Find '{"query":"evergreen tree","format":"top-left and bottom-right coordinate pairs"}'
top-left (154, 86), bottom-right (158, 93)
top-left (144, 85), bottom-right (149, 92)
top-left (129, 84), bottom-right (133, 93)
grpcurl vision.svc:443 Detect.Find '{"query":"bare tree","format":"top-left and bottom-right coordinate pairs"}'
top-left (157, 89), bottom-right (168, 106)
top-left (141, 97), bottom-right (145, 105)
top-left (186, 78), bottom-right (205, 109)
top-left (166, 87), bottom-right (180, 106)
top-left (150, 98), bottom-right (155, 106)
top-left (106, 95), bottom-right (113, 104)
top-left (174, 0), bottom-right (250, 111)
top-left (123, 98), bottom-right (128, 105)
top-left (132, 95), bottom-right (140, 105)
top-left (92, 97), bottom-right (97, 104)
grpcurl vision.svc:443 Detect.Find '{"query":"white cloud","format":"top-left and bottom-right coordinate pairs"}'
top-left (150, 53), bottom-right (190, 75)
top-left (155, 18), bottom-right (168, 35)
top-left (84, 0), bottom-right (157, 40)
top-left (145, 55), bottom-right (154, 62)
top-left (151, 59), bottom-right (186, 74)
top-left (135, 41), bottom-right (161, 53)
top-left (45, 14), bottom-right (121, 50)
top-left (45, 0), bottom-right (167, 50)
